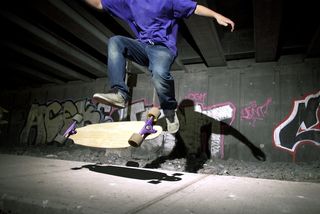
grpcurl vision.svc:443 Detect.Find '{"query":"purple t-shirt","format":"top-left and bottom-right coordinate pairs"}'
top-left (101, 0), bottom-right (197, 56)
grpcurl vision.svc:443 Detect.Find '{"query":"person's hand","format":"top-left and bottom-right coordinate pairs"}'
top-left (251, 146), bottom-right (266, 161)
top-left (215, 14), bottom-right (235, 32)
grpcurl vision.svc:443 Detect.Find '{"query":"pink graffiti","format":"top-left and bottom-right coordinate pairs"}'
top-left (241, 98), bottom-right (272, 127)
top-left (185, 92), bottom-right (207, 104)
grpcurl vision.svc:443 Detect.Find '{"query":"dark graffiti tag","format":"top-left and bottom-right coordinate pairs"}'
top-left (19, 99), bottom-right (154, 145)
top-left (273, 91), bottom-right (320, 157)
top-left (20, 99), bottom-right (102, 145)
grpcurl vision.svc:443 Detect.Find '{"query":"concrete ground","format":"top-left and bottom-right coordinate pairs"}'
top-left (0, 154), bottom-right (319, 214)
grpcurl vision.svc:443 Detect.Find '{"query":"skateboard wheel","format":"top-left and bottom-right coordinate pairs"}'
top-left (147, 107), bottom-right (160, 123)
top-left (72, 114), bottom-right (83, 123)
top-left (128, 133), bottom-right (144, 147)
top-left (54, 133), bottom-right (67, 144)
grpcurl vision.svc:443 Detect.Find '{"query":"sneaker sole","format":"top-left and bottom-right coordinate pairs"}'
top-left (92, 94), bottom-right (126, 108)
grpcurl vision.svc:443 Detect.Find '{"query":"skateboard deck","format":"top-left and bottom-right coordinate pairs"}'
top-left (69, 121), bottom-right (162, 148)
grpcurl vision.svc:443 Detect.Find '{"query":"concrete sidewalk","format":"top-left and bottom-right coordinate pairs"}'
top-left (0, 154), bottom-right (319, 214)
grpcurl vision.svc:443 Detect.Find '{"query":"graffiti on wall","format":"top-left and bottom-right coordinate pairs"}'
top-left (183, 92), bottom-right (236, 159)
top-left (273, 91), bottom-right (320, 159)
top-left (19, 91), bottom-right (237, 160)
top-left (20, 98), bottom-right (155, 145)
top-left (96, 98), bottom-right (153, 122)
top-left (20, 99), bottom-right (101, 145)
top-left (184, 92), bottom-right (207, 104)
top-left (194, 102), bottom-right (236, 159)
top-left (241, 98), bottom-right (272, 127)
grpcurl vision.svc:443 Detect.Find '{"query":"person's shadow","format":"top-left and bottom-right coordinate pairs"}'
top-left (145, 99), bottom-right (266, 173)
top-left (71, 164), bottom-right (184, 184)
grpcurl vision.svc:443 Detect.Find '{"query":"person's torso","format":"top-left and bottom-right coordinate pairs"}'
top-left (128, 0), bottom-right (177, 54)
top-left (103, 0), bottom-right (179, 55)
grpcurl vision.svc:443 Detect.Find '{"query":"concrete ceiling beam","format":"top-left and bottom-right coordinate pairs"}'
top-left (253, 0), bottom-right (282, 62)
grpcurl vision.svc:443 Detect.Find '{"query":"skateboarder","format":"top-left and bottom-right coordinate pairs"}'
top-left (84, 0), bottom-right (235, 134)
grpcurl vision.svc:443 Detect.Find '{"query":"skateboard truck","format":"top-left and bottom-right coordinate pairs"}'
top-left (62, 120), bottom-right (78, 137)
top-left (139, 116), bottom-right (158, 135)
top-left (54, 114), bottom-right (83, 144)
top-left (128, 107), bottom-right (161, 147)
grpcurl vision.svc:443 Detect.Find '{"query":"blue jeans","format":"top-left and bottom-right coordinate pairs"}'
top-left (107, 35), bottom-right (177, 110)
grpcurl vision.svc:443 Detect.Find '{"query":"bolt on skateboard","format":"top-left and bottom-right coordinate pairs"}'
top-left (66, 107), bottom-right (162, 148)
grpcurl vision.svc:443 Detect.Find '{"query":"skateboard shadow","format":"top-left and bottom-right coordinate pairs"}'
top-left (71, 164), bottom-right (183, 184)
top-left (147, 99), bottom-right (266, 173)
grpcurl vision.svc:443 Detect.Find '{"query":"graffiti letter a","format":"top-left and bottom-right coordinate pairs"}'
top-left (273, 91), bottom-right (320, 153)
top-left (20, 104), bottom-right (47, 145)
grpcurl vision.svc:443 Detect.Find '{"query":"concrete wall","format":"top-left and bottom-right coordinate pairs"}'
top-left (0, 55), bottom-right (319, 162)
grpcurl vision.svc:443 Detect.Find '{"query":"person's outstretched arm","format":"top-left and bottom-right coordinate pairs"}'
top-left (84, 0), bottom-right (103, 10)
top-left (194, 5), bottom-right (235, 32)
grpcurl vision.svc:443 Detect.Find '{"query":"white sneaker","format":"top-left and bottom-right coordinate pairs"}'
top-left (164, 110), bottom-right (179, 134)
top-left (93, 89), bottom-right (127, 108)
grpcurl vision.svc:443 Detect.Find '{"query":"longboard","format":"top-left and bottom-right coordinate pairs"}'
top-left (69, 121), bottom-right (162, 148)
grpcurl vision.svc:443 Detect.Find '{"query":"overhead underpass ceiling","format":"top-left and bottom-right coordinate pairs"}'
top-left (0, 0), bottom-right (319, 89)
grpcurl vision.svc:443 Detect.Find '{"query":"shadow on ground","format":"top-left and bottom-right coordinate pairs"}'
top-left (71, 164), bottom-right (184, 184)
